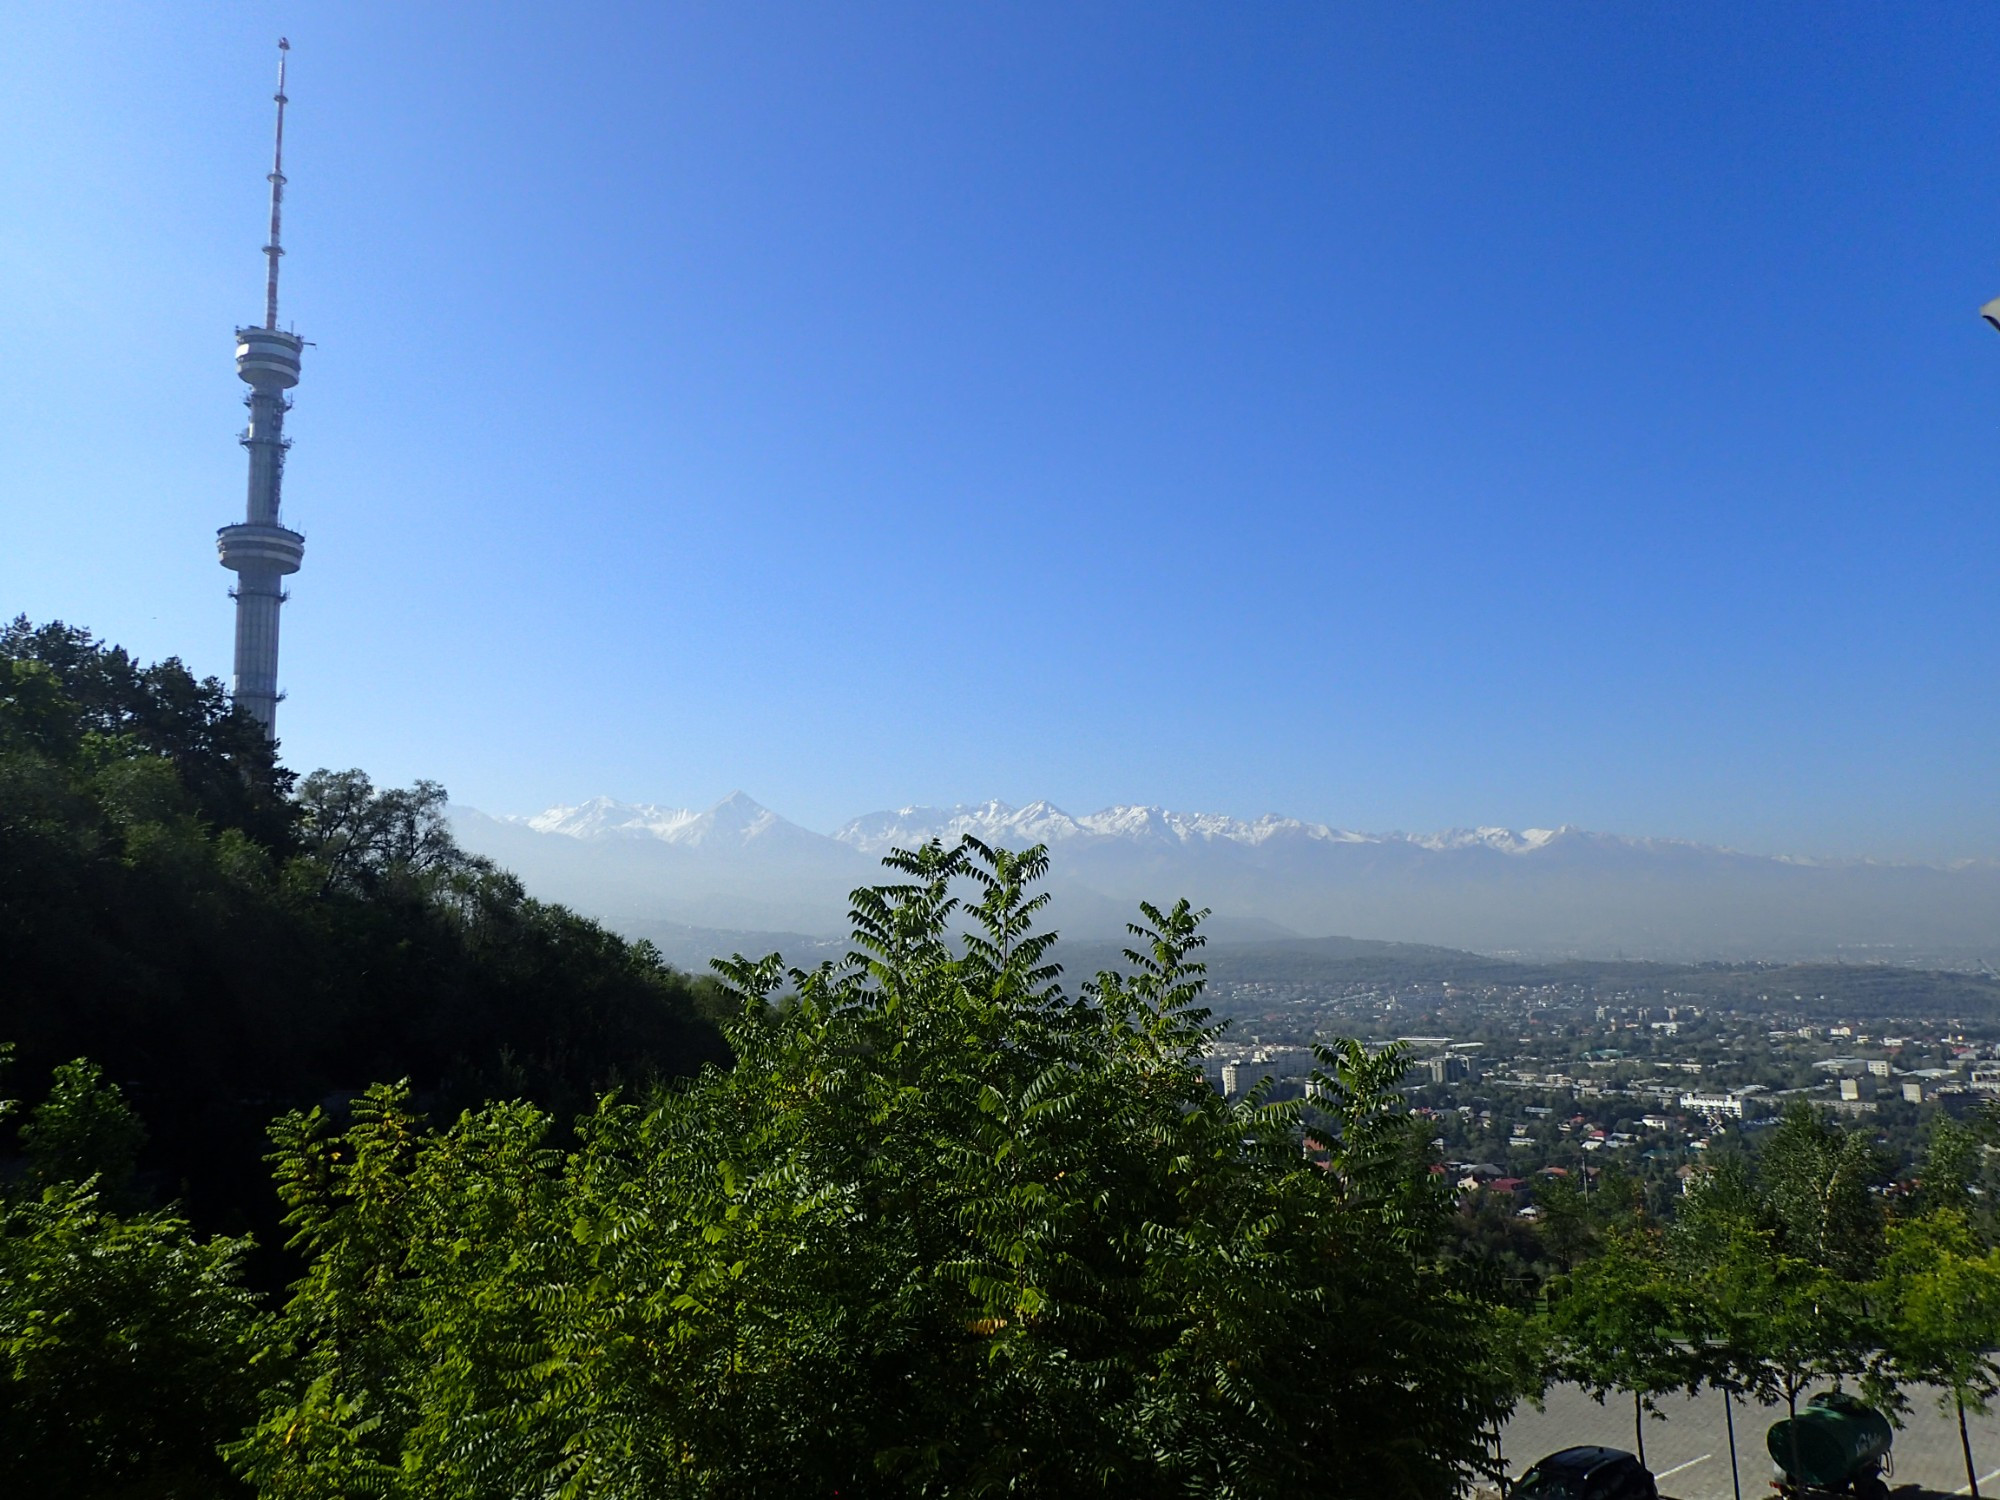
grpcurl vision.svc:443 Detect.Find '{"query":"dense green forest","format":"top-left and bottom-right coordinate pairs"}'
top-left (0, 618), bottom-right (730, 1252)
top-left (11, 621), bottom-right (2000, 1498)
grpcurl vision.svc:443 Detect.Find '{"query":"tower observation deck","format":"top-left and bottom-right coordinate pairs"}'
top-left (217, 39), bottom-right (305, 738)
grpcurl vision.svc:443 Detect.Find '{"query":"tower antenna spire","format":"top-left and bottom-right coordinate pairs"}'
top-left (219, 36), bottom-right (307, 739)
top-left (263, 37), bottom-right (290, 330)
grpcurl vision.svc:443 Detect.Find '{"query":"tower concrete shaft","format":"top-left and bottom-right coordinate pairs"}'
top-left (217, 40), bottom-right (303, 739)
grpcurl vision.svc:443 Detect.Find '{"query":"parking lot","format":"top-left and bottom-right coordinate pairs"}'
top-left (1503, 1385), bottom-right (2000, 1500)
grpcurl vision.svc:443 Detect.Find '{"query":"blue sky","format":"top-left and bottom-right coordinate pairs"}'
top-left (4, 4), bottom-right (2000, 858)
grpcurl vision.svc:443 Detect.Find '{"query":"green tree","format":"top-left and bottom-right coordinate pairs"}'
top-left (1875, 1210), bottom-right (2000, 1498)
top-left (1667, 1153), bottom-right (1871, 1499)
top-left (1911, 1117), bottom-right (1983, 1222)
top-left (0, 1057), bottom-right (269, 1498)
top-left (1534, 1171), bottom-right (1594, 1273)
top-left (1550, 1227), bottom-right (1696, 1466)
top-left (1667, 1103), bottom-right (1885, 1432)
top-left (1714, 1236), bottom-right (1865, 1412)
top-left (1761, 1100), bottom-right (1885, 1283)
top-left (231, 839), bottom-right (1521, 1498)
top-left (295, 768), bottom-right (484, 897)
top-left (1, 619), bottom-right (728, 1242)
top-left (20, 1058), bottom-right (148, 1206)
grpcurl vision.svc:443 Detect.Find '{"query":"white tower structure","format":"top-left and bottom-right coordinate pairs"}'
top-left (217, 39), bottom-right (305, 738)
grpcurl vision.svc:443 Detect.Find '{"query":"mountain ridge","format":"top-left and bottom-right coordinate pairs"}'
top-left (451, 793), bottom-right (2000, 964)
top-left (504, 792), bottom-right (1990, 871)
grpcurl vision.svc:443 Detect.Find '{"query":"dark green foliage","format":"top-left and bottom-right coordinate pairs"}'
top-left (295, 768), bottom-right (474, 897)
top-left (0, 620), bottom-right (1539, 1493)
top-left (1, 618), bottom-right (297, 847)
top-left (0, 1058), bottom-right (269, 1499)
top-left (21, 1059), bottom-right (148, 1208)
top-left (1760, 1100), bottom-right (1886, 1282)
top-left (1663, 1118), bottom-right (1881, 1411)
top-left (1912, 1116), bottom-right (1984, 1222)
top-left (232, 841), bottom-right (1519, 1498)
top-left (1547, 1228), bottom-right (1697, 1463)
top-left (1532, 1171), bottom-right (1598, 1273)
top-left (0, 619), bottom-right (728, 1243)
top-left (1873, 1209), bottom-right (2000, 1494)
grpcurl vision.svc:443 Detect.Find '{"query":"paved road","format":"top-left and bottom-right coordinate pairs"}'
top-left (1504, 1385), bottom-right (2000, 1500)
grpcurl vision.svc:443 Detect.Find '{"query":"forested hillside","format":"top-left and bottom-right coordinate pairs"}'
top-left (0, 618), bottom-right (729, 1245)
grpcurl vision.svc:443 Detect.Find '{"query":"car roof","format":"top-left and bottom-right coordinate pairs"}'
top-left (1535, 1446), bottom-right (1638, 1474)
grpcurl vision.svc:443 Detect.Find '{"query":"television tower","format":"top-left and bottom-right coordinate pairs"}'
top-left (217, 38), bottom-right (305, 738)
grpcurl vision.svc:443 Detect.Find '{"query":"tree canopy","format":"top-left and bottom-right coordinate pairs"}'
top-left (0, 1049), bottom-right (268, 1498)
top-left (1, 619), bottom-right (728, 1246)
top-left (229, 840), bottom-right (1518, 1498)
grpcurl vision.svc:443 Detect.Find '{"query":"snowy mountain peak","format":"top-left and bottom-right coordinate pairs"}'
top-left (522, 793), bottom-right (805, 849)
top-left (519, 795), bottom-right (1734, 865)
top-left (834, 800), bottom-right (1383, 853)
top-left (704, 790), bottom-right (781, 832)
top-left (1408, 825), bottom-right (1575, 854)
top-left (833, 801), bottom-right (1087, 852)
top-left (527, 797), bottom-right (699, 840)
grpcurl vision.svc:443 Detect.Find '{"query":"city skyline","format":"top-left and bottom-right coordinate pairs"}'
top-left (5, 5), bottom-right (2000, 860)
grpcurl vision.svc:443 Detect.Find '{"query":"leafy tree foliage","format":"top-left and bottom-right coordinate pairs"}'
top-left (1911, 1116), bottom-right (1984, 1223)
top-left (1759, 1101), bottom-right (1886, 1284)
top-left (295, 769), bottom-right (477, 897)
top-left (1874, 1209), bottom-right (2000, 1496)
top-left (22, 1059), bottom-right (149, 1208)
top-left (0, 620), bottom-right (728, 1244)
top-left (1612, 1109), bottom-right (1884, 1423)
top-left (1544, 1109), bottom-right (1894, 1493)
top-left (1548, 1228), bottom-right (1694, 1465)
top-left (231, 841), bottom-right (1519, 1498)
top-left (1532, 1170), bottom-right (1598, 1274)
top-left (0, 1050), bottom-right (269, 1498)
top-left (1659, 1160), bottom-right (1847, 1415)
top-left (1864, 1116), bottom-right (2000, 1498)
top-left (0, 618), bottom-right (295, 846)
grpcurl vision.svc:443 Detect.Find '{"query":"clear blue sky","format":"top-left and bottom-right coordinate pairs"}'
top-left (5, 4), bottom-right (1999, 858)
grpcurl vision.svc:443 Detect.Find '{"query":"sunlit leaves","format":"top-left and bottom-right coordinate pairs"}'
top-left (231, 840), bottom-right (1517, 1498)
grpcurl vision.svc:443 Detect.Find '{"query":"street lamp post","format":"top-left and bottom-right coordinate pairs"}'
top-left (1983, 294), bottom-right (2000, 333)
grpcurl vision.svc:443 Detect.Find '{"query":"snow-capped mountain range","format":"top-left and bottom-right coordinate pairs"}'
top-left (525, 791), bottom-right (825, 850)
top-left (842, 800), bottom-right (1595, 857)
top-left (449, 793), bottom-right (2000, 963)
top-left (517, 794), bottom-right (1661, 860)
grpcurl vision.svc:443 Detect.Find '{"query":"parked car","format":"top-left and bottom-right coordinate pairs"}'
top-left (1514, 1446), bottom-right (1660, 1500)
